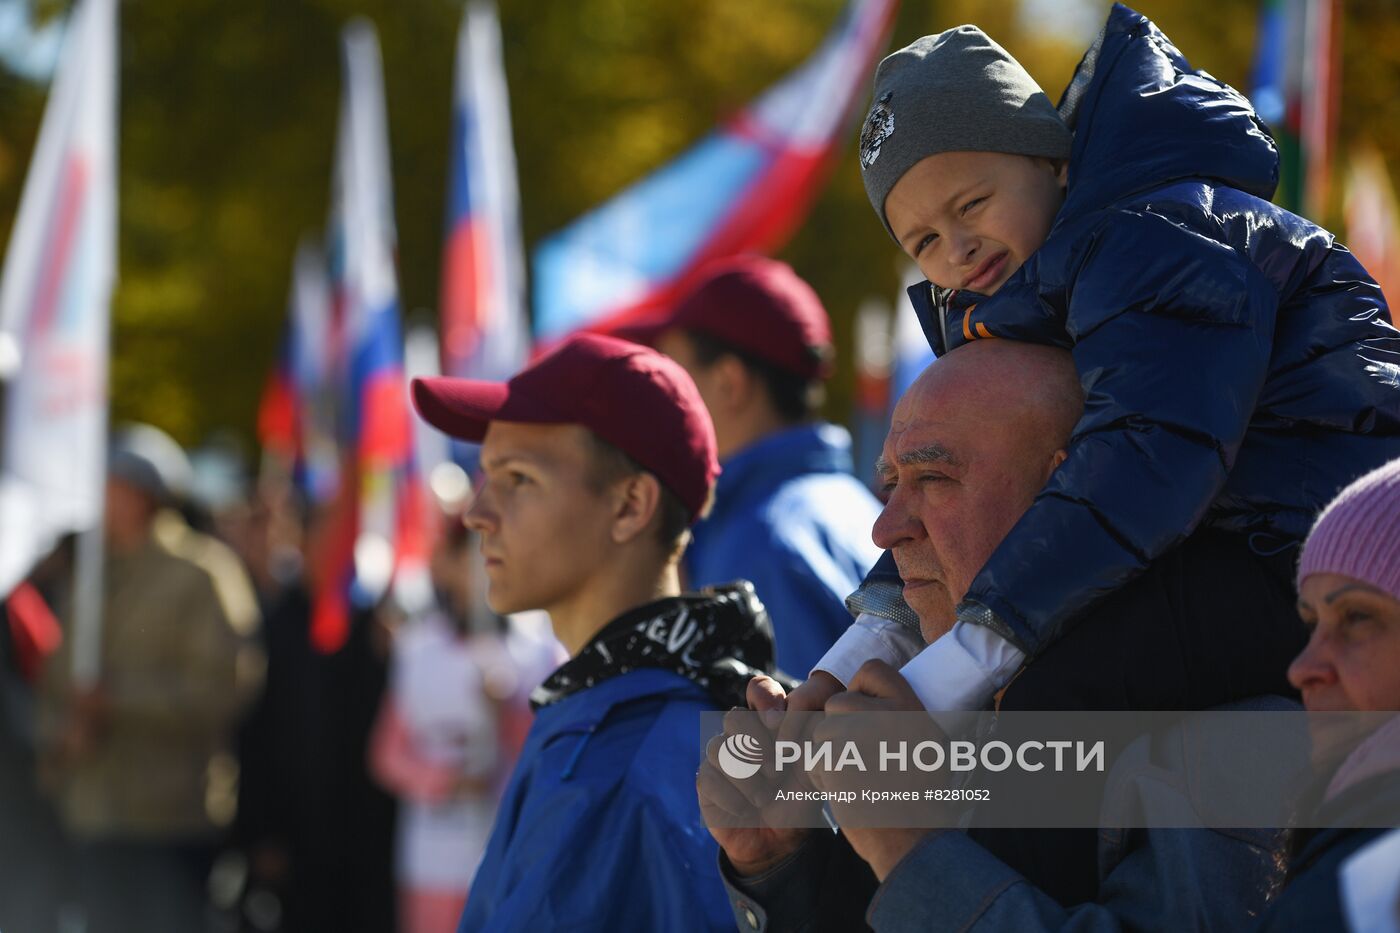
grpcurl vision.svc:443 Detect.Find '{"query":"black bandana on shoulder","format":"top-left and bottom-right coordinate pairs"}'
top-left (530, 582), bottom-right (782, 711)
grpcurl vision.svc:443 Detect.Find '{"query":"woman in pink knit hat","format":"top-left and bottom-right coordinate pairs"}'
top-left (1254, 457), bottom-right (1400, 931)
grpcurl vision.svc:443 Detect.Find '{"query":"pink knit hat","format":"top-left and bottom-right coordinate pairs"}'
top-left (1297, 457), bottom-right (1400, 600)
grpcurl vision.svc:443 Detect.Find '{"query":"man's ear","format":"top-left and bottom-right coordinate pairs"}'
top-left (1053, 158), bottom-right (1069, 189)
top-left (1044, 448), bottom-right (1069, 482)
top-left (610, 471), bottom-right (662, 546)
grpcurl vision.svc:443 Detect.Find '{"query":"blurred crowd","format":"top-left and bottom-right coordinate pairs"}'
top-left (3, 2), bottom-right (1400, 931)
top-left (0, 422), bottom-right (562, 933)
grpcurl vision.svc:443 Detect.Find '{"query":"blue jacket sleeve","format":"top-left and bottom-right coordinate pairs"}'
top-left (964, 210), bottom-right (1279, 655)
top-left (868, 827), bottom-right (1276, 933)
top-left (466, 780), bottom-right (731, 932)
top-left (752, 527), bottom-right (871, 677)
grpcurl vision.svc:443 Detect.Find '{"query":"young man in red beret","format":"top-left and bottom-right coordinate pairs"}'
top-left (412, 332), bottom-right (778, 932)
top-left (621, 256), bottom-right (882, 677)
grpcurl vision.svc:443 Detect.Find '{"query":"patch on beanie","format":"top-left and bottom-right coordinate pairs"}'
top-left (860, 92), bottom-right (895, 169)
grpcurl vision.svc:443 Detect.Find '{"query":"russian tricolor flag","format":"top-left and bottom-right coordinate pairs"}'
top-left (257, 238), bottom-right (342, 505)
top-left (531, 0), bottom-right (898, 343)
top-left (440, 0), bottom-right (530, 387)
top-left (311, 20), bottom-right (428, 652)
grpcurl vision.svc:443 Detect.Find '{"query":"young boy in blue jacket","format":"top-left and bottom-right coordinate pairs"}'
top-left (412, 333), bottom-right (778, 931)
top-left (807, 3), bottom-right (1400, 717)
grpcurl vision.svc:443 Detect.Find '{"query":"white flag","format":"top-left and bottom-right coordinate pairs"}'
top-left (0, 0), bottom-right (117, 597)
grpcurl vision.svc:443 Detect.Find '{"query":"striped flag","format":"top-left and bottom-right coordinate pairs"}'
top-left (531, 0), bottom-right (899, 344)
top-left (256, 333), bottom-right (298, 462)
top-left (257, 239), bottom-right (341, 505)
top-left (405, 322), bottom-right (452, 494)
top-left (1344, 145), bottom-right (1400, 310)
top-left (312, 19), bottom-right (427, 652)
top-left (440, 0), bottom-right (530, 385)
top-left (0, 0), bottom-right (116, 608)
top-left (1250, 0), bottom-right (1339, 218)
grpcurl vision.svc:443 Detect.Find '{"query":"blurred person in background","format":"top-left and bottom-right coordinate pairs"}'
top-left (622, 256), bottom-right (882, 676)
top-left (369, 510), bottom-right (556, 933)
top-left (36, 423), bottom-right (264, 933)
top-left (0, 540), bottom-right (72, 933)
top-left (226, 480), bottom-right (314, 933)
top-left (188, 434), bottom-right (280, 599)
top-left (232, 480), bottom-right (398, 933)
top-left (183, 439), bottom-right (310, 931)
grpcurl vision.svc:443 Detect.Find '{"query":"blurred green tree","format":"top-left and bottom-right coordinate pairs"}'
top-left (0, 0), bottom-right (1395, 454)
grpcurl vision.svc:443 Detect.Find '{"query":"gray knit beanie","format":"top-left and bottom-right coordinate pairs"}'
top-left (858, 26), bottom-right (1073, 240)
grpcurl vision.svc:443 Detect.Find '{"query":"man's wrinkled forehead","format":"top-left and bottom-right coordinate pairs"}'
top-left (877, 402), bottom-right (966, 476)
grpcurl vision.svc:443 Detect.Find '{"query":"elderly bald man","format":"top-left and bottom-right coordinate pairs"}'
top-left (700, 341), bottom-right (1284, 932)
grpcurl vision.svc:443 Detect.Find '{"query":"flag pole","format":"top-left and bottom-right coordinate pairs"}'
top-left (70, 482), bottom-right (106, 688)
top-left (71, 0), bottom-right (118, 690)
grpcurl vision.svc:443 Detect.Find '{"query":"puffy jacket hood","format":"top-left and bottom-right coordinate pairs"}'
top-left (1058, 3), bottom-right (1279, 221)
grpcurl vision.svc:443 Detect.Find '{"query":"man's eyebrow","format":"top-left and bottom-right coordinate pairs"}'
top-left (874, 444), bottom-right (960, 478)
top-left (897, 443), bottom-right (959, 467)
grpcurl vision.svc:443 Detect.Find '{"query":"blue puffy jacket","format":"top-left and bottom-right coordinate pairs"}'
top-left (686, 423), bottom-right (881, 676)
top-left (458, 668), bottom-right (733, 931)
top-left (905, 4), bottom-right (1400, 656)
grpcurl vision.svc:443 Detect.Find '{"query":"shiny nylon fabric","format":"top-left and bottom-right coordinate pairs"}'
top-left (907, 3), bottom-right (1400, 655)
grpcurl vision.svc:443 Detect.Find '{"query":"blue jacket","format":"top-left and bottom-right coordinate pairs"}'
top-left (724, 825), bottom-right (1280, 933)
top-left (905, 4), bottom-right (1400, 655)
top-left (459, 668), bottom-right (732, 931)
top-left (1254, 773), bottom-right (1400, 932)
top-left (687, 424), bottom-right (882, 675)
